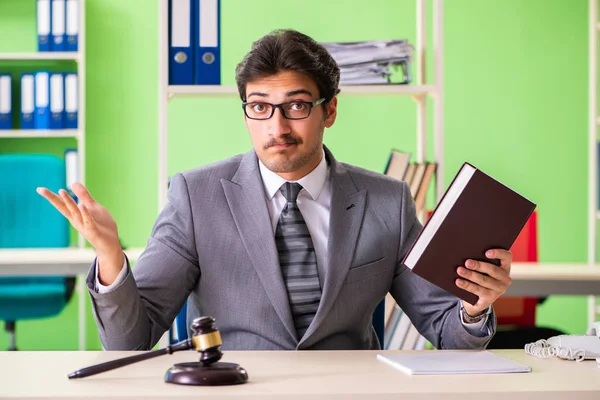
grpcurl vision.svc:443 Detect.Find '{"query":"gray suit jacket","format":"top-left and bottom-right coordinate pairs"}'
top-left (87, 147), bottom-right (495, 350)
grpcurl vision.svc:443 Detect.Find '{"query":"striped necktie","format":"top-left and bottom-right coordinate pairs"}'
top-left (275, 182), bottom-right (322, 340)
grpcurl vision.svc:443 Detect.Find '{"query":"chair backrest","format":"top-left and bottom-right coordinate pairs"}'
top-left (0, 154), bottom-right (72, 322)
top-left (494, 210), bottom-right (539, 326)
top-left (172, 300), bottom-right (189, 343)
top-left (372, 299), bottom-right (385, 347)
top-left (0, 154), bottom-right (69, 247)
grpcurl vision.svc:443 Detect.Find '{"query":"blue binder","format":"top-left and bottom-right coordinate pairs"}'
top-left (20, 74), bottom-right (35, 130)
top-left (64, 73), bottom-right (78, 129)
top-left (51, 0), bottom-right (66, 52)
top-left (37, 0), bottom-right (52, 52)
top-left (0, 74), bottom-right (12, 130)
top-left (169, 0), bottom-right (195, 85)
top-left (34, 71), bottom-right (51, 130)
top-left (66, 0), bottom-right (79, 52)
top-left (194, 0), bottom-right (220, 85)
top-left (50, 73), bottom-right (64, 130)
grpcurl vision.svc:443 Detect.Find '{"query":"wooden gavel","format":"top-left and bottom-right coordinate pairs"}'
top-left (68, 316), bottom-right (248, 386)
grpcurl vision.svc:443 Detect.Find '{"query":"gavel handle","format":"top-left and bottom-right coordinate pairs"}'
top-left (68, 339), bottom-right (193, 379)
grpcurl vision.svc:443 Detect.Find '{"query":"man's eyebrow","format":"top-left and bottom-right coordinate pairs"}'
top-left (246, 89), bottom-right (314, 99)
top-left (246, 91), bottom-right (268, 99)
top-left (286, 89), bottom-right (313, 97)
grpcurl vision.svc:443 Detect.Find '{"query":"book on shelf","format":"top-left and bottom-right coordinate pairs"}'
top-left (402, 163), bottom-right (417, 186)
top-left (384, 149), bottom-right (411, 181)
top-left (383, 293), bottom-right (396, 326)
top-left (401, 162), bottom-right (536, 305)
top-left (414, 163), bottom-right (436, 213)
top-left (409, 162), bottom-right (427, 198)
top-left (382, 152), bottom-right (436, 349)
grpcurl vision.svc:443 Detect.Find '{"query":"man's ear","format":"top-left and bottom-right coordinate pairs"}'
top-left (324, 96), bottom-right (338, 128)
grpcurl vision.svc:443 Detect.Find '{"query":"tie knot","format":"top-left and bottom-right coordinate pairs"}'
top-left (281, 182), bottom-right (303, 203)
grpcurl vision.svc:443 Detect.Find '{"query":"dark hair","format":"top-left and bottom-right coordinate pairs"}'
top-left (235, 29), bottom-right (340, 103)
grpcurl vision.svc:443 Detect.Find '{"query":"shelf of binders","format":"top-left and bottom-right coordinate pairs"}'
top-left (0, 0), bottom-right (83, 134)
top-left (167, 84), bottom-right (437, 99)
top-left (0, 71), bottom-right (80, 133)
top-left (0, 0), bottom-right (87, 350)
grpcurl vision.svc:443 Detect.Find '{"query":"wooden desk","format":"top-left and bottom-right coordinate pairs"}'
top-left (507, 262), bottom-right (600, 296)
top-left (0, 248), bottom-right (143, 350)
top-left (0, 350), bottom-right (598, 399)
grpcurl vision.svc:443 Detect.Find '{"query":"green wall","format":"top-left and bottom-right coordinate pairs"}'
top-left (0, 0), bottom-right (592, 350)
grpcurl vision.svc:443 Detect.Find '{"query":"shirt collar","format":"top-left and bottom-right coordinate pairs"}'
top-left (258, 149), bottom-right (328, 201)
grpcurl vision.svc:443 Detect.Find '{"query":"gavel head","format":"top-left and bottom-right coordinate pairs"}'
top-left (190, 316), bottom-right (223, 366)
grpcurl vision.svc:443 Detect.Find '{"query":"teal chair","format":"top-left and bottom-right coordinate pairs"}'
top-left (0, 155), bottom-right (74, 350)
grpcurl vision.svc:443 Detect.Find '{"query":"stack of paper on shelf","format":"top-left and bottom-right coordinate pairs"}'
top-left (321, 40), bottom-right (414, 84)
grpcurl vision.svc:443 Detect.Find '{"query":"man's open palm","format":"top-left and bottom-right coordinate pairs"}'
top-left (36, 182), bottom-right (121, 256)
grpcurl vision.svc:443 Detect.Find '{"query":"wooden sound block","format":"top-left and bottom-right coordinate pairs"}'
top-left (164, 361), bottom-right (249, 386)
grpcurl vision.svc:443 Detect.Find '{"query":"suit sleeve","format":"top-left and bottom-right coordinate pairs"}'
top-left (388, 182), bottom-right (496, 350)
top-left (86, 173), bottom-right (200, 350)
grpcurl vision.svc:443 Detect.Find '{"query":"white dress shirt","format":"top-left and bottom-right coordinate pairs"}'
top-left (96, 150), bottom-right (489, 335)
top-left (258, 150), bottom-right (331, 289)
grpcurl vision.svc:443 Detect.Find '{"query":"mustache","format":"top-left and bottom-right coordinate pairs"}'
top-left (264, 135), bottom-right (302, 149)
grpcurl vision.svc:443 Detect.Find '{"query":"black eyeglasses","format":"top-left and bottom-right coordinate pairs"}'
top-left (241, 98), bottom-right (325, 120)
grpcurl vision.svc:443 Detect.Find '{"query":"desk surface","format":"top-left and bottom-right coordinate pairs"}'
top-left (0, 350), bottom-right (598, 399)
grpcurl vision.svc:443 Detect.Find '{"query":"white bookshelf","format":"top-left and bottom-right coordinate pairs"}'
top-left (159, 0), bottom-right (445, 212)
top-left (168, 84), bottom-right (438, 98)
top-left (158, 0), bottom-right (444, 349)
top-left (0, 129), bottom-right (80, 138)
top-left (0, 52), bottom-right (81, 61)
top-left (588, 0), bottom-right (600, 326)
top-left (0, 0), bottom-right (87, 350)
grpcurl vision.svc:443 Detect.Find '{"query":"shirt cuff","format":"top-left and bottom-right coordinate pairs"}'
top-left (458, 301), bottom-right (492, 336)
top-left (95, 254), bottom-right (128, 294)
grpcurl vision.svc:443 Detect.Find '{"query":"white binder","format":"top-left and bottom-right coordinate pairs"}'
top-left (0, 75), bottom-right (12, 129)
top-left (50, 73), bottom-right (64, 129)
top-left (37, 0), bottom-right (51, 51)
top-left (21, 74), bottom-right (35, 129)
top-left (64, 73), bottom-right (78, 129)
top-left (51, 0), bottom-right (66, 51)
top-left (66, 0), bottom-right (79, 52)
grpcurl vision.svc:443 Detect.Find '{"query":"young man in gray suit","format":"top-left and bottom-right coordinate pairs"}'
top-left (38, 30), bottom-right (513, 351)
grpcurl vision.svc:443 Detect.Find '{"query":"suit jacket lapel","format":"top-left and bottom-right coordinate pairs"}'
top-left (300, 147), bottom-right (366, 344)
top-left (221, 151), bottom-right (297, 343)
